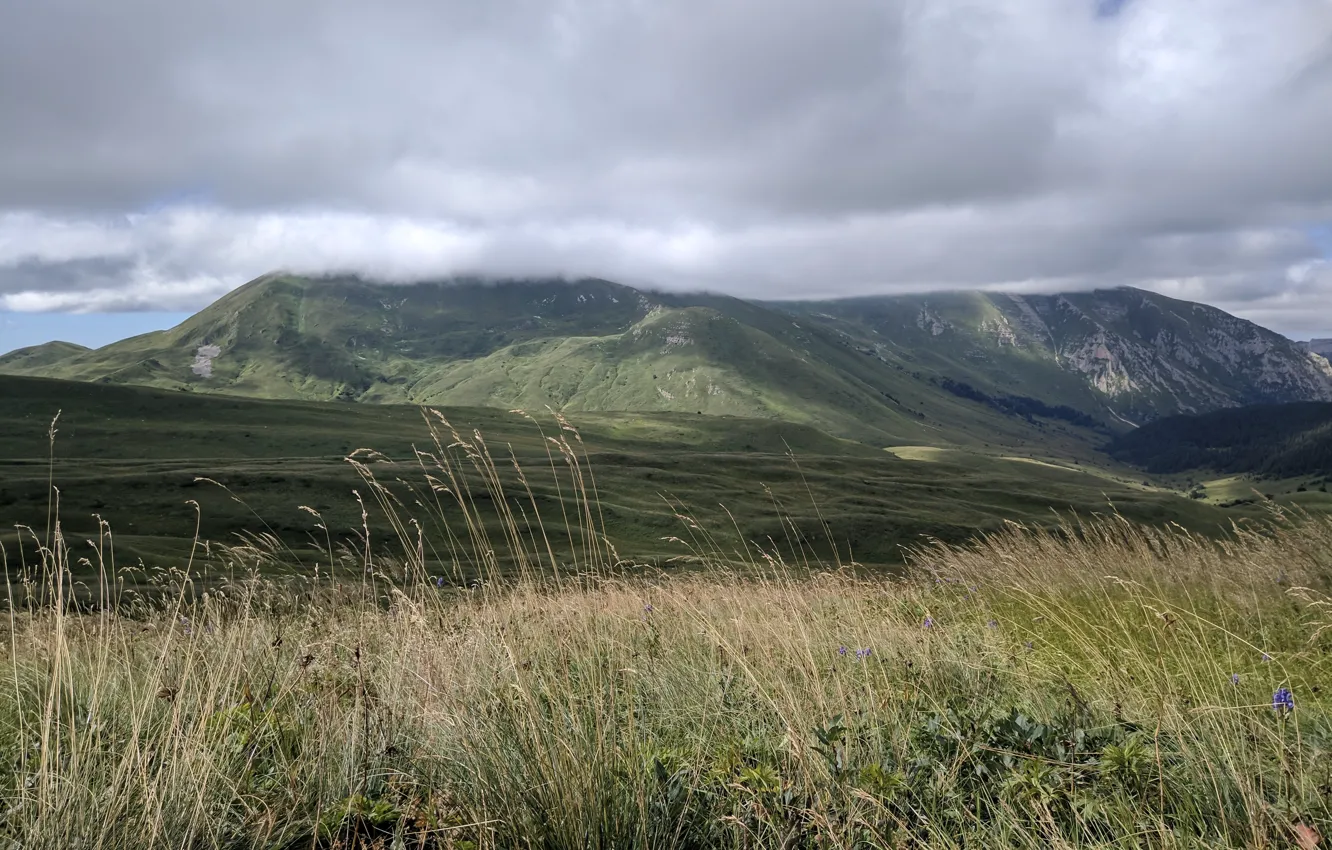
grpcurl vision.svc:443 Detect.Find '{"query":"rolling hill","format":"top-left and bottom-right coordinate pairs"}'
top-left (5, 275), bottom-right (1329, 452)
top-left (0, 373), bottom-right (1241, 574)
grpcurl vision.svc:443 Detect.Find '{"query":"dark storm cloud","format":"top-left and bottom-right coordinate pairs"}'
top-left (2, 0), bottom-right (1332, 335)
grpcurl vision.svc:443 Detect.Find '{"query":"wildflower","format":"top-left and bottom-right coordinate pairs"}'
top-left (923, 616), bottom-right (935, 629)
top-left (1262, 652), bottom-right (1272, 662)
top-left (643, 603), bottom-right (654, 613)
top-left (986, 619), bottom-right (998, 630)
top-left (1024, 641), bottom-right (1034, 652)
top-left (837, 646), bottom-right (848, 657)
top-left (856, 647), bottom-right (872, 661)
top-left (434, 576), bottom-right (445, 588)
top-left (1273, 687), bottom-right (1295, 714)
top-left (1230, 673), bottom-right (1241, 686)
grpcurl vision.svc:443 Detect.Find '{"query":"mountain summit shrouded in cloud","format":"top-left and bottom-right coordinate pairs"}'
top-left (2, 0), bottom-right (1331, 336)
top-left (6, 274), bottom-right (1331, 439)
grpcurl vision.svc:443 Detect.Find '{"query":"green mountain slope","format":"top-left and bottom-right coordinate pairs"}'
top-left (0, 374), bottom-right (1240, 573)
top-left (784, 287), bottom-right (1332, 425)
top-left (0, 340), bottom-right (92, 371)
top-left (1107, 402), bottom-right (1332, 478)
top-left (5, 275), bottom-right (1328, 451)
top-left (0, 276), bottom-right (1091, 449)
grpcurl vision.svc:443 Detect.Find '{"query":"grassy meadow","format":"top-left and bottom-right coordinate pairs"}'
top-left (3, 399), bottom-right (1332, 848)
top-left (1, 374), bottom-right (1246, 580)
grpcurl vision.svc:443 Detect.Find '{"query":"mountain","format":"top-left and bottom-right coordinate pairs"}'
top-left (786, 288), bottom-right (1332, 426)
top-left (1302, 339), bottom-right (1332, 358)
top-left (4, 274), bottom-right (1330, 448)
top-left (1107, 402), bottom-right (1332, 479)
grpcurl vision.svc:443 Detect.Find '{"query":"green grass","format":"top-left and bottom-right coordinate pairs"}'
top-left (2, 384), bottom-right (1329, 847)
top-left (0, 375), bottom-right (1244, 576)
top-left (3, 453), bottom-right (1331, 847)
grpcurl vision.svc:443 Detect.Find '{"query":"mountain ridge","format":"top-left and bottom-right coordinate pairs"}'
top-left (4, 274), bottom-right (1328, 449)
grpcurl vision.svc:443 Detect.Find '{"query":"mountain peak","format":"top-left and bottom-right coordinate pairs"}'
top-left (4, 275), bottom-right (1329, 445)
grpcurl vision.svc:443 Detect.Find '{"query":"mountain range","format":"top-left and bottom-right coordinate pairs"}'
top-left (4, 274), bottom-right (1330, 449)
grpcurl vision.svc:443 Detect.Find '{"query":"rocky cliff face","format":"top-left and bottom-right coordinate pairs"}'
top-left (992, 289), bottom-right (1332, 422)
top-left (788, 286), bottom-right (1332, 426)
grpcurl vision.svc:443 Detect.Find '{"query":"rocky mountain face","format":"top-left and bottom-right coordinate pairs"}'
top-left (4, 275), bottom-right (1329, 445)
top-left (790, 288), bottom-right (1332, 426)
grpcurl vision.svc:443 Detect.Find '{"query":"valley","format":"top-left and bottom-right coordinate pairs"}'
top-left (0, 373), bottom-right (1237, 580)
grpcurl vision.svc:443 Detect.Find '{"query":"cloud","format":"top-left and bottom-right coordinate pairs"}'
top-left (1, 0), bottom-right (1332, 335)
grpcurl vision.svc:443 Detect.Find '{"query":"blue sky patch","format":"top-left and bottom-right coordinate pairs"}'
top-left (0, 311), bottom-right (190, 356)
top-left (1308, 224), bottom-right (1332, 257)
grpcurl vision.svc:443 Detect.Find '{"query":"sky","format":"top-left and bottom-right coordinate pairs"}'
top-left (3, 0), bottom-right (1332, 355)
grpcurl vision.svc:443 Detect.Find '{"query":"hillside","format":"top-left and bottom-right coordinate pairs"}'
top-left (785, 288), bottom-right (1332, 425)
top-left (0, 374), bottom-right (1237, 572)
top-left (5, 275), bottom-right (1329, 450)
top-left (1107, 401), bottom-right (1332, 478)
top-left (0, 340), bottom-right (92, 370)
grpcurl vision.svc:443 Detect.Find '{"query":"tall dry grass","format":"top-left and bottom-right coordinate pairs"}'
top-left (1, 412), bottom-right (1330, 848)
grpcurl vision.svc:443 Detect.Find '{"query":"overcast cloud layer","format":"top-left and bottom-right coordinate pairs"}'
top-left (2, 0), bottom-right (1332, 336)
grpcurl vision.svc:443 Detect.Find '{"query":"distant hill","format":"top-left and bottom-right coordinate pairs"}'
top-left (4, 274), bottom-right (1330, 448)
top-left (0, 340), bottom-right (92, 370)
top-left (1106, 402), bottom-right (1332, 478)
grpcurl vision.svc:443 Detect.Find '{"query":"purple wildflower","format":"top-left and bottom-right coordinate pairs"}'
top-left (643, 603), bottom-right (654, 613)
top-left (1273, 687), bottom-right (1295, 714)
top-left (1230, 673), bottom-right (1241, 686)
top-left (986, 619), bottom-right (999, 630)
top-left (1262, 652), bottom-right (1272, 662)
top-left (837, 646), bottom-right (848, 657)
top-left (435, 576), bottom-right (445, 588)
top-left (856, 647), bottom-right (872, 660)
top-left (923, 616), bottom-right (935, 629)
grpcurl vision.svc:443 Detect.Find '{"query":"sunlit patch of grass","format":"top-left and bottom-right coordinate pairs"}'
top-left (884, 445), bottom-right (955, 462)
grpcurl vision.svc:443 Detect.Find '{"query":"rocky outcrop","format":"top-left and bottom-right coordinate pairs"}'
top-left (1010, 289), bottom-right (1332, 417)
